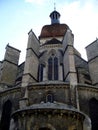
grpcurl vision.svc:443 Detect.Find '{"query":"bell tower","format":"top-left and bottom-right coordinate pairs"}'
top-left (50, 9), bottom-right (60, 24)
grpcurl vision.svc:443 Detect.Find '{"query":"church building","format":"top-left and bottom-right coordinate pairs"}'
top-left (0, 9), bottom-right (98, 130)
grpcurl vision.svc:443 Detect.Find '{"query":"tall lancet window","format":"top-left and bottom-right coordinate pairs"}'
top-left (48, 57), bottom-right (53, 80)
top-left (0, 100), bottom-right (12, 130)
top-left (54, 57), bottom-right (58, 80)
top-left (38, 64), bottom-right (44, 81)
top-left (48, 56), bottom-right (58, 80)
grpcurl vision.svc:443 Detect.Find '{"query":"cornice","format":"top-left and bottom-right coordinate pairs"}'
top-left (40, 44), bottom-right (62, 50)
top-left (28, 82), bottom-right (70, 90)
top-left (0, 86), bottom-right (21, 97)
top-left (78, 84), bottom-right (98, 93)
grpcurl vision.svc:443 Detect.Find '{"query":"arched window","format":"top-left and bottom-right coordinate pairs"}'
top-left (89, 98), bottom-right (98, 130)
top-left (46, 94), bottom-right (53, 103)
top-left (48, 57), bottom-right (53, 80)
top-left (38, 64), bottom-right (45, 81)
top-left (54, 57), bottom-right (58, 80)
top-left (48, 56), bottom-right (58, 80)
top-left (0, 100), bottom-right (12, 130)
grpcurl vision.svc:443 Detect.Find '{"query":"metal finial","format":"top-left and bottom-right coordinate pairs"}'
top-left (54, 3), bottom-right (56, 10)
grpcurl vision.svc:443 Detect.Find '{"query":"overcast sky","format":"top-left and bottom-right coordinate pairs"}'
top-left (0, 0), bottom-right (98, 63)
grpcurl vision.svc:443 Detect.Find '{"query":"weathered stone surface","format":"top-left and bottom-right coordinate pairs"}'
top-left (1, 9), bottom-right (98, 130)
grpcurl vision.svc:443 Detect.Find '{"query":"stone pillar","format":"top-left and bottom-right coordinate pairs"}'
top-left (83, 116), bottom-right (91, 130)
top-left (63, 29), bottom-right (78, 107)
top-left (63, 29), bottom-right (77, 85)
top-left (43, 67), bottom-right (47, 81)
top-left (9, 118), bottom-right (16, 130)
top-left (22, 30), bottom-right (40, 87)
top-left (59, 65), bottom-right (63, 80)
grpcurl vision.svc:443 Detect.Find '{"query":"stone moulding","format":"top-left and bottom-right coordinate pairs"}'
top-left (12, 102), bottom-right (85, 121)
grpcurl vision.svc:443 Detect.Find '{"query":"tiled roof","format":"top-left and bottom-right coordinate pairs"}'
top-left (39, 23), bottom-right (69, 38)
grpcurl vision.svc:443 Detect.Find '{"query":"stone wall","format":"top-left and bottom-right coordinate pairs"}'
top-left (0, 45), bottom-right (20, 86)
top-left (0, 86), bottom-right (21, 120)
top-left (28, 82), bottom-right (70, 105)
top-left (12, 104), bottom-right (84, 130)
top-left (86, 39), bottom-right (98, 86)
top-left (78, 84), bottom-right (98, 115)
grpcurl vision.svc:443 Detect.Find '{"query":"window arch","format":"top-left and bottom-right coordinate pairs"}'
top-left (38, 64), bottom-right (45, 81)
top-left (48, 56), bottom-right (58, 80)
top-left (54, 57), bottom-right (58, 80)
top-left (48, 57), bottom-right (53, 80)
top-left (0, 100), bottom-right (12, 130)
top-left (46, 94), bottom-right (54, 103)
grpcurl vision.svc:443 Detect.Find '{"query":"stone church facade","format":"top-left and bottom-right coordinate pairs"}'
top-left (0, 10), bottom-right (98, 130)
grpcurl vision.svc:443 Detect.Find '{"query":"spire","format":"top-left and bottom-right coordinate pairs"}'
top-left (50, 6), bottom-right (60, 24)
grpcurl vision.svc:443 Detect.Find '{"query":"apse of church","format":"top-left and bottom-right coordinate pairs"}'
top-left (1, 9), bottom-right (98, 130)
